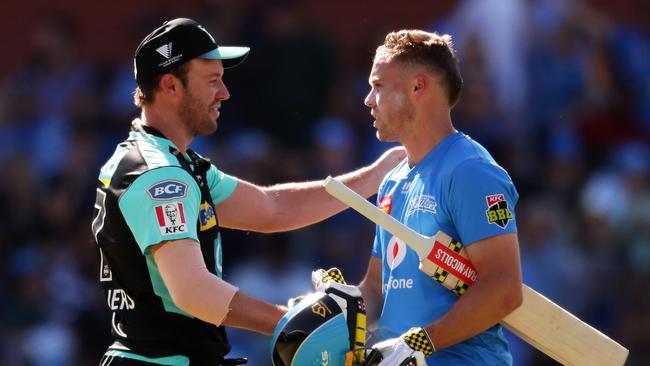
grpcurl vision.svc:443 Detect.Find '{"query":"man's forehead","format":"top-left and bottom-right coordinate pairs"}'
top-left (369, 58), bottom-right (397, 79)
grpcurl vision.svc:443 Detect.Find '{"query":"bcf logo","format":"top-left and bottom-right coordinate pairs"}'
top-left (147, 180), bottom-right (188, 200)
top-left (386, 235), bottom-right (407, 270)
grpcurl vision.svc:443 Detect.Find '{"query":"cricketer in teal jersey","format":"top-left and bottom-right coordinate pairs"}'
top-left (92, 18), bottom-right (405, 366)
top-left (356, 30), bottom-right (523, 366)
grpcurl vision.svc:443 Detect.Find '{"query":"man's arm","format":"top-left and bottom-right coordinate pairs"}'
top-left (151, 239), bottom-right (285, 335)
top-left (424, 233), bottom-right (522, 350)
top-left (358, 256), bottom-right (384, 328)
top-left (216, 147), bottom-right (405, 233)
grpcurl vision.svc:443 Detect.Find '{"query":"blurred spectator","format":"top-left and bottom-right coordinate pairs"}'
top-left (1, 1), bottom-right (650, 364)
top-left (443, 0), bottom-right (529, 133)
top-left (226, 236), bottom-right (312, 364)
top-left (244, 0), bottom-right (340, 149)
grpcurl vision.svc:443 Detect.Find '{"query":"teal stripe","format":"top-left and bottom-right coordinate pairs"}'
top-left (99, 145), bottom-right (130, 182)
top-left (104, 350), bottom-right (189, 366)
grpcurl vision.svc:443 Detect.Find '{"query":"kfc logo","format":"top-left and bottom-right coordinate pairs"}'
top-left (155, 202), bottom-right (187, 235)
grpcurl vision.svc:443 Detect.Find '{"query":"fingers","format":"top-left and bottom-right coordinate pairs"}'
top-left (311, 267), bottom-right (347, 291)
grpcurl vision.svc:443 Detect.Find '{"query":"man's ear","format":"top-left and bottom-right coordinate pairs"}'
top-left (159, 74), bottom-right (179, 95)
top-left (413, 74), bottom-right (426, 93)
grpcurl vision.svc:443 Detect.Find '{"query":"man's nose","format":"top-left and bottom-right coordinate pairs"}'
top-left (217, 82), bottom-right (230, 101)
top-left (364, 91), bottom-right (374, 107)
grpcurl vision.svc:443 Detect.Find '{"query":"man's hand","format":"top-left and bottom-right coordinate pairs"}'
top-left (366, 327), bottom-right (434, 366)
top-left (371, 146), bottom-right (407, 177)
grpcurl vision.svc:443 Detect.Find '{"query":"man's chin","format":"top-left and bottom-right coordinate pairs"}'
top-left (376, 130), bottom-right (397, 142)
top-left (196, 122), bottom-right (218, 136)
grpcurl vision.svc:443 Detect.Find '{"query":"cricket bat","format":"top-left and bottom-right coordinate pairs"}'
top-left (323, 176), bottom-right (629, 366)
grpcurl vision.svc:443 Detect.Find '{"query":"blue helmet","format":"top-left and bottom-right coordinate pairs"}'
top-left (271, 289), bottom-right (366, 366)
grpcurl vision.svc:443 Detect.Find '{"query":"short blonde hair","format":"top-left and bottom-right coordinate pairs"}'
top-left (376, 30), bottom-right (463, 106)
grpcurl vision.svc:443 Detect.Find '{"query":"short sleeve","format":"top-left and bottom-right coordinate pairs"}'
top-left (447, 159), bottom-right (519, 246)
top-left (206, 164), bottom-right (238, 204)
top-left (119, 167), bottom-right (201, 253)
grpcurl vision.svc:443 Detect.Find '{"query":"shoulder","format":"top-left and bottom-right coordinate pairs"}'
top-left (379, 158), bottom-right (409, 193)
top-left (442, 134), bottom-right (510, 179)
top-left (135, 139), bottom-right (182, 170)
top-left (447, 134), bottom-right (494, 165)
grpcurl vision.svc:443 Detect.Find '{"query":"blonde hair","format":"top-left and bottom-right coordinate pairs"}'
top-left (376, 30), bottom-right (462, 106)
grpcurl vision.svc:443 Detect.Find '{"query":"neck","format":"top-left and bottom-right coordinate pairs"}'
top-left (402, 109), bottom-right (455, 167)
top-left (139, 107), bottom-right (192, 152)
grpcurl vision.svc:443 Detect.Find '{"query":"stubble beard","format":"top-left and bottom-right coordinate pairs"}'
top-left (376, 95), bottom-right (415, 143)
top-left (179, 91), bottom-right (217, 137)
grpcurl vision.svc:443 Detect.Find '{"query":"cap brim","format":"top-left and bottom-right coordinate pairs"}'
top-left (199, 46), bottom-right (250, 69)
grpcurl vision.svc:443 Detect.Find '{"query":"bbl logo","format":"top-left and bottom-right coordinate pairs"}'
top-left (485, 194), bottom-right (513, 229)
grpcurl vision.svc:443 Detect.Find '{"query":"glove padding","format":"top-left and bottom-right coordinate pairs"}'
top-left (369, 341), bottom-right (426, 366)
top-left (312, 268), bottom-right (367, 364)
top-left (366, 327), bottom-right (434, 366)
top-left (312, 267), bottom-right (362, 298)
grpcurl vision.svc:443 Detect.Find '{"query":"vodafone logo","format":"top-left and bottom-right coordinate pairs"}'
top-left (386, 235), bottom-right (407, 269)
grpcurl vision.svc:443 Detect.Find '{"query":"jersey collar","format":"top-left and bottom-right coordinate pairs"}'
top-left (129, 118), bottom-right (180, 150)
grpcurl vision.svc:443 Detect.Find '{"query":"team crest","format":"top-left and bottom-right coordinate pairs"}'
top-left (379, 195), bottom-right (393, 215)
top-left (485, 194), bottom-right (513, 229)
top-left (406, 194), bottom-right (437, 217)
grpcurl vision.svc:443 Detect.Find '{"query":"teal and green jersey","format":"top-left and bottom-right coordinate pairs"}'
top-left (92, 121), bottom-right (237, 364)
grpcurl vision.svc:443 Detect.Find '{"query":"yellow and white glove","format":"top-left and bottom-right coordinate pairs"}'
top-left (312, 268), bottom-right (367, 364)
top-left (367, 327), bottom-right (434, 366)
top-left (311, 267), bottom-right (362, 298)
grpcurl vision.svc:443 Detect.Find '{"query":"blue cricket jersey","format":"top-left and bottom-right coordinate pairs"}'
top-left (372, 131), bottom-right (519, 365)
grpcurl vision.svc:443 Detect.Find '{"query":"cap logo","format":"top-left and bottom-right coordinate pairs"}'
top-left (156, 43), bottom-right (173, 59)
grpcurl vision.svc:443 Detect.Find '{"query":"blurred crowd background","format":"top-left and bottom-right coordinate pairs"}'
top-left (1, 0), bottom-right (649, 365)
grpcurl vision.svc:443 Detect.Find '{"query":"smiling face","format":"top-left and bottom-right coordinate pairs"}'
top-left (364, 56), bottom-right (416, 143)
top-left (178, 58), bottom-right (230, 136)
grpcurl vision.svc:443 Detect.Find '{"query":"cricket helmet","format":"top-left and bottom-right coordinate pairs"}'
top-left (271, 291), bottom-right (365, 366)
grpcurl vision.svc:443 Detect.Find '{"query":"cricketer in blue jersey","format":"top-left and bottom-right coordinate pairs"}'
top-left (358, 30), bottom-right (523, 366)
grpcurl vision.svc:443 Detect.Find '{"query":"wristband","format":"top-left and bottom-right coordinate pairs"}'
top-left (403, 327), bottom-right (436, 356)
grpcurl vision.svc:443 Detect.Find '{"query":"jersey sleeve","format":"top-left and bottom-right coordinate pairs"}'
top-left (447, 159), bottom-right (519, 246)
top-left (119, 167), bottom-right (201, 253)
top-left (206, 164), bottom-right (238, 205)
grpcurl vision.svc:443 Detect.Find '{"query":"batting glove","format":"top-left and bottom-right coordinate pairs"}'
top-left (366, 327), bottom-right (434, 366)
top-left (312, 267), bottom-right (362, 298)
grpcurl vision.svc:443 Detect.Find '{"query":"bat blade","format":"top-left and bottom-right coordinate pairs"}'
top-left (323, 177), bottom-right (433, 258)
top-left (504, 286), bottom-right (629, 366)
top-left (323, 176), bottom-right (629, 366)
